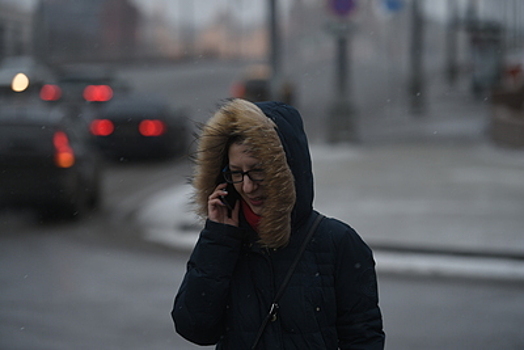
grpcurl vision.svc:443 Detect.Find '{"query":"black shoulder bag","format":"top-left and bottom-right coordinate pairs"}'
top-left (251, 213), bottom-right (325, 350)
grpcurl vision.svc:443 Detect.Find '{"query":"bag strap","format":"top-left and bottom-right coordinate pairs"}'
top-left (251, 213), bottom-right (325, 350)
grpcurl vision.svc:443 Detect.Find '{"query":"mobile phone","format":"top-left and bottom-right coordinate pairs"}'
top-left (220, 183), bottom-right (239, 218)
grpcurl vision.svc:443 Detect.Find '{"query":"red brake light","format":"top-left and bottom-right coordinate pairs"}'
top-left (53, 131), bottom-right (75, 168)
top-left (40, 84), bottom-right (62, 101)
top-left (83, 85), bottom-right (113, 102)
top-left (138, 119), bottom-right (166, 137)
top-left (230, 82), bottom-right (246, 98)
top-left (90, 119), bottom-right (114, 136)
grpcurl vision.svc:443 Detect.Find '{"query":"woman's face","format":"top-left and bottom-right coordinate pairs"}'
top-left (228, 142), bottom-right (266, 216)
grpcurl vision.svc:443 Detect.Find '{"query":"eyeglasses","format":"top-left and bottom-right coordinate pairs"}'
top-left (222, 166), bottom-right (265, 184)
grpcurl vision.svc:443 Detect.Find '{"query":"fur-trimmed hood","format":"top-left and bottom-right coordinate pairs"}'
top-left (192, 99), bottom-right (314, 248)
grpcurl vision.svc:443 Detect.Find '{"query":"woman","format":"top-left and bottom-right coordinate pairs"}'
top-left (172, 99), bottom-right (385, 349)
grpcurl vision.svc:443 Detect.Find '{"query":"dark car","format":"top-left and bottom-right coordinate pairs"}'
top-left (88, 94), bottom-right (188, 160)
top-left (0, 101), bottom-right (101, 220)
top-left (49, 64), bottom-right (130, 110)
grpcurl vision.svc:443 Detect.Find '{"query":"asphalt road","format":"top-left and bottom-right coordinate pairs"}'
top-left (2, 201), bottom-right (524, 350)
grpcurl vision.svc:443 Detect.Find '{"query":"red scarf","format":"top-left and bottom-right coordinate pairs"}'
top-left (241, 199), bottom-right (261, 231)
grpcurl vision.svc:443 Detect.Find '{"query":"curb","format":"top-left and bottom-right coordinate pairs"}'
top-left (135, 183), bottom-right (524, 282)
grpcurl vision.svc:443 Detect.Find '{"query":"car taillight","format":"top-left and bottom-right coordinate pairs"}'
top-left (83, 85), bottom-right (113, 102)
top-left (230, 82), bottom-right (246, 98)
top-left (40, 84), bottom-right (62, 101)
top-left (139, 120), bottom-right (166, 137)
top-left (90, 119), bottom-right (114, 136)
top-left (53, 131), bottom-right (75, 168)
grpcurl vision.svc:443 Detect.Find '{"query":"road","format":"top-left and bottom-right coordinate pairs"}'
top-left (2, 60), bottom-right (524, 349)
top-left (2, 210), bottom-right (524, 350)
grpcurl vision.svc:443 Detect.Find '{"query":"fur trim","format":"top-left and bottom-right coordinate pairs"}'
top-left (193, 99), bottom-right (296, 248)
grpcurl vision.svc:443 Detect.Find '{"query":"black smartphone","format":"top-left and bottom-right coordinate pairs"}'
top-left (220, 183), bottom-right (240, 218)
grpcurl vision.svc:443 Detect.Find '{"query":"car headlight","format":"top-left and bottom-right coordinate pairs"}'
top-left (11, 73), bottom-right (30, 92)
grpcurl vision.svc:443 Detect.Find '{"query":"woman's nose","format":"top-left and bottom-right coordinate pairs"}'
top-left (242, 177), bottom-right (257, 193)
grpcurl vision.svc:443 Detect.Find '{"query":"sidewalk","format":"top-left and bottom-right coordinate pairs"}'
top-left (136, 79), bottom-right (524, 281)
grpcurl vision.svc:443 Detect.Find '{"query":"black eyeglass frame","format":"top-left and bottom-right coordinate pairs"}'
top-left (222, 166), bottom-right (265, 184)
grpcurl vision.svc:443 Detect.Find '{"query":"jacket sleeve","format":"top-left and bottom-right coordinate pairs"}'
top-left (171, 219), bottom-right (244, 345)
top-left (334, 223), bottom-right (385, 350)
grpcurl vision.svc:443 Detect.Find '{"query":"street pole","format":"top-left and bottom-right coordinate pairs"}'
top-left (336, 34), bottom-right (348, 100)
top-left (327, 20), bottom-right (357, 143)
top-left (465, 0), bottom-right (478, 27)
top-left (409, 0), bottom-right (425, 115)
top-left (268, 0), bottom-right (281, 101)
top-left (446, 0), bottom-right (459, 87)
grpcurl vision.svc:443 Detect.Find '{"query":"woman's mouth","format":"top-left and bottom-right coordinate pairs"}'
top-left (247, 197), bottom-right (264, 207)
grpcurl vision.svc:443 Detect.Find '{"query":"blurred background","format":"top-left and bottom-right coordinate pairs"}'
top-left (1, 0), bottom-right (524, 349)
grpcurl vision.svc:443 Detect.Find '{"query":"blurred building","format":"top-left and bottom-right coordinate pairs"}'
top-left (466, 0), bottom-right (524, 50)
top-left (33, 0), bottom-right (140, 64)
top-left (100, 0), bottom-right (139, 61)
top-left (197, 10), bottom-right (267, 60)
top-left (0, 2), bottom-right (33, 61)
top-left (137, 2), bottom-right (181, 60)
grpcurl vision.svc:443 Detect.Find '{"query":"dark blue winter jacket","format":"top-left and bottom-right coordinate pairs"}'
top-left (172, 100), bottom-right (385, 349)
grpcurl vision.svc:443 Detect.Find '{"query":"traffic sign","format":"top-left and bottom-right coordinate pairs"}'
top-left (384, 0), bottom-right (404, 12)
top-left (327, 0), bottom-right (357, 17)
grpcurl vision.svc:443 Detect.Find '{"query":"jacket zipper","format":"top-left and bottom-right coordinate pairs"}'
top-left (262, 248), bottom-right (284, 348)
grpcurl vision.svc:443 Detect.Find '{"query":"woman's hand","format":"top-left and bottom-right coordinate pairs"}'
top-left (208, 183), bottom-right (240, 226)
